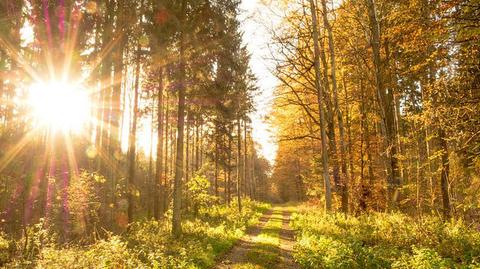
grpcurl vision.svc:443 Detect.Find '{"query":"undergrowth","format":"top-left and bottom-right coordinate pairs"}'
top-left (291, 207), bottom-right (480, 269)
top-left (0, 200), bottom-right (269, 268)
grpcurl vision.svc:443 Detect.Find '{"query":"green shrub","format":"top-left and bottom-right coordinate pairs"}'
top-left (36, 236), bottom-right (142, 268)
top-left (291, 208), bottom-right (480, 268)
top-left (0, 233), bottom-right (11, 266)
top-left (3, 200), bottom-right (269, 268)
top-left (392, 247), bottom-right (453, 269)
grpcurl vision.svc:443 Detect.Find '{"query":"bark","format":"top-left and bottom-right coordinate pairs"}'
top-left (244, 122), bottom-right (249, 198)
top-left (251, 148), bottom-right (256, 200)
top-left (147, 97), bottom-right (155, 218)
top-left (227, 131), bottom-right (232, 205)
top-left (343, 74), bottom-right (355, 199)
top-left (236, 117), bottom-right (243, 212)
top-left (97, 0), bottom-right (114, 172)
top-left (154, 67), bottom-right (164, 219)
top-left (164, 91), bottom-right (170, 212)
top-left (321, 0), bottom-right (349, 213)
top-left (318, 23), bottom-right (340, 194)
top-left (186, 112), bottom-right (190, 183)
top-left (195, 118), bottom-right (200, 171)
top-left (359, 79), bottom-right (368, 212)
top-left (127, 44), bottom-right (141, 223)
top-left (215, 128), bottom-right (219, 197)
top-left (365, 0), bottom-right (400, 209)
top-left (111, 0), bottom-right (126, 162)
top-left (172, 1), bottom-right (187, 236)
top-left (200, 123), bottom-right (204, 167)
top-left (439, 128), bottom-right (451, 219)
top-left (309, 0), bottom-right (332, 212)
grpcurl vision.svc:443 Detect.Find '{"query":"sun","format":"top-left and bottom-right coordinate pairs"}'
top-left (28, 81), bottom-right (91, 133)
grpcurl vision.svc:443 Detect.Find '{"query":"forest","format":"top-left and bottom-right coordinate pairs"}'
top-left (0, 0), bottom-right (479, 268)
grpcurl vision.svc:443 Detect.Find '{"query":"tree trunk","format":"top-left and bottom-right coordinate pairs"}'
top-left (127, 44), bottom-right (141, 223)
top-left (343, 74), bottom-right (355, 205)
top-left (164, 91), bottom-right (170, 212)
top-left (309, 0), bottom-right (332, 212)
top-left (227, 131), bottom-right (232, 205)
top-left (195, 118), bottom-right (200, 171)
top-left (236, 117), bottom-right (243, 212)
top-left (321, 0), bottom-right (349, 213)
top-left (215, 129), bottom-right (219, 197)
top-left (439, 128), bottom-right (451, 219)
top-left (365, 0), bottom-right (399, 209)
top-left (251, 148), bottom-right (256, 200)
top-left (186, 112), bottom-right (190, 183)
top-left (154, 67), bottom-right (164, 219)
top-left (318, 21), bottom-right (340, 195)
top-left (244, 122), bottom-right (249, 198)
top-left (147, 96), bottom-right (155, 218)
top-left (172, 1), bottom-right (187, 235)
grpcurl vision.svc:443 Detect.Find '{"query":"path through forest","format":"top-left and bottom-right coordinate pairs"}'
top-left (215, 206), bottom-right (299, 269)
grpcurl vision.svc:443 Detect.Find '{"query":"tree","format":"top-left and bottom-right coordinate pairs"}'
top-left (309, 0), bottom-right (332, 212)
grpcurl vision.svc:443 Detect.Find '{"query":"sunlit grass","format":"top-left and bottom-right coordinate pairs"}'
top-left (291, 208), bottom-right (480, 268)
top-left (2, 201), bottom-right (270, 268)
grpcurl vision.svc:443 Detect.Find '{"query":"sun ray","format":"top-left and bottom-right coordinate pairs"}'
top-left (0, 37), bottom-right (42, 83)
top-left (23, 149), bottom-right (49, 225)
top-left (0, 130), bottom-right (36, 173)
top-left (63, 133), bottom-right (80, 177)
top-left (27, 81), bottom-right (91, 132)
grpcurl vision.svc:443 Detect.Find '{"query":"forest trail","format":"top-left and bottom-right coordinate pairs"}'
top-left (215, 206), bottom-right (299, 269)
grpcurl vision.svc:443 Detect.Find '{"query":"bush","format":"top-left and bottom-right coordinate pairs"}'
top-left (36, 236), bottom-right (142, 268)
top-left (3, 200), bottom-right (270, 268)
top-left (0, 233), bottom-right (12, 266)
top-left (392, 247), bottom-right (453, 269)
top-left (291, 208), bottom-right (480, 268)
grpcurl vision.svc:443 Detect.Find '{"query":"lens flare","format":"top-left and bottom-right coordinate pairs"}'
top-left (28, 81), bottom-right (90, 133)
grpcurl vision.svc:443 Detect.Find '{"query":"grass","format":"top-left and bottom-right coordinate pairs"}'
top-left (0, 200), bottom-right (270, 269)
top-left (291, 205), bottom-right (480, 269)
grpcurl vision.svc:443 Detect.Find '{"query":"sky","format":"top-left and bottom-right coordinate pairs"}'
top-left (240, 0), bottom-right (279, 164)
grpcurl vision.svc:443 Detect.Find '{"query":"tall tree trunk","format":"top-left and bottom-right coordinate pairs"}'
top-left (111, 0), bottom-right (126, 177)
top-left (318, 24), bottom-right (340, 195)
top-left (343, 74), bottom-right (355, 202)
top-left (186, 112), bottom-right (190, 183)
top-left (365, 0), bottom-right (399, 209)
top-left (154, 67), bottom-right (164, 219)
top-left (164, 91), bottom-right (170, 212)
top-left (439, 128), bottom-right (451, 218)
top-left (359, 79), bottom-right (368, 212)
top-left (244, 122), bottom-right (249, 198)
top-left (195, 117), bottom-right (200, 171)
top-left (97, 0), bottom-right (114, 173)
top-left (172, 1), bottom-right (187, 236)
top-left (147, 96), bottom-right (155, 218)
top-left (127, 44), bottom-right (141, 223)
top-left (236, 117), bottom-right (243, 212)
top-left (321, 0), bottom-right (349, 212)
top-left (215, 128), bottom-right (219, 197)
top-left (251, 144), bottom-right (256, 200)
top-left (227, 131), bottom-right (232, 205)
top-left (309, 0), bottom-right (332, 212)
top-left (200, 123), bottom-right (204, 167)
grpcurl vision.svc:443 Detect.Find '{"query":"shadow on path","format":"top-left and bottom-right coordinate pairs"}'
top-left (214, 207), bottom-right (299, 269)
top-left (278, 210), bottom-right (298, 269)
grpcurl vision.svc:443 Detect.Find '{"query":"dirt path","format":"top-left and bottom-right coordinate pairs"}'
top-left (278, 210), bottom-right (297, 269)
top-left (215, 206), bottom-right (299, 269)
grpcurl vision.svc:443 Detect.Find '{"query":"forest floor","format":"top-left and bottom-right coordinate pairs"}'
top-left (215, 205), bottom-right (299, 269)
